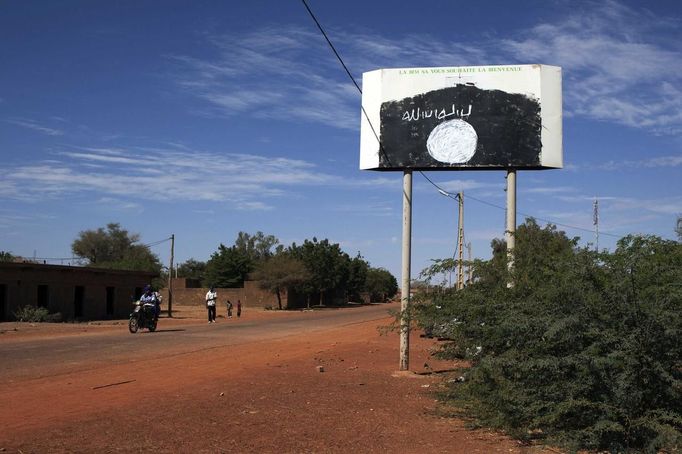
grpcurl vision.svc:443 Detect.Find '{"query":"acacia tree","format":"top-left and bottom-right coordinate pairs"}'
top-left (71, 223), bottom-right (161, 272)
top-left (203, 244), bottom-right (252, 288)
top-left (346, 253), bottom-right (369, 302)
top-left (288, 238), bottom-right (350, 306)
top-left (365, 267), bottom-right (398, 302)
top-left (251, 254), bottom-right (311, 310)
top-left (176, 259), bottom-right (207, 281)
top-left (234, 231), bottom-right (280, 262)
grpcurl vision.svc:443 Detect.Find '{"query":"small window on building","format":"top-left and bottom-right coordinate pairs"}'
top-left (106, 287), bottom-right (115, 316)
top-left (37, 285), bottom-right (49, 308)
top-left (74, 286), bottom-right (84, 318)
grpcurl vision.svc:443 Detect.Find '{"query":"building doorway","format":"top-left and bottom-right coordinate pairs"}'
top-left (74, 286), bottom-right (84, 318)
top-left (0, 284), bottom-right (6, 321)
top-left (106, 286), bottom-right (115, 316)
top-left (37, 285), bottom-right (49, 308)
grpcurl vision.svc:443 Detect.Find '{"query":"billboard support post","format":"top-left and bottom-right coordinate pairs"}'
top-left (505, 170), bottom-right (516, 285)
top-left (168, 234), bottom-right (174, 317)
top-left (400, 170), bottom-right (412, 371)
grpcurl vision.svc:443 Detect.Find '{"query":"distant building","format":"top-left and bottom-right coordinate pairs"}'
top-left (0, 262), bottom-right (156, 321)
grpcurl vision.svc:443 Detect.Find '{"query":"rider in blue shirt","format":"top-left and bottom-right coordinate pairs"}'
top-left (140, 285), bottom-right (160, 321)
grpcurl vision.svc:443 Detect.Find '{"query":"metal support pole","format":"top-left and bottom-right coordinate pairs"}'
top-left (457, 191), bottom-right (464, 290)
top-left (168, 234), bottom-right (174, 317)
top-left (399, 170), bottom-right (412, 371)
top-left (505, 170), bottom-right (516, 282)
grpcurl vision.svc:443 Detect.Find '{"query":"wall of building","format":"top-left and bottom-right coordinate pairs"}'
top-left (0, 263), bottom-right (156, 321)
top-left (161, 278), bottom-right (288, 310)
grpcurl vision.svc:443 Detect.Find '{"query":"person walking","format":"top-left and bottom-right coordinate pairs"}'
top-left (227, 300), bottom-right (233, 318)
top-left (205, 286), bottom-right (217, 323)
top-left (237, 300), bottom-right (242, 318)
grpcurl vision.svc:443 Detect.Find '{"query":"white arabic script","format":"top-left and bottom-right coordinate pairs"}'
top-left (401, 104), bottom-right (472, 122)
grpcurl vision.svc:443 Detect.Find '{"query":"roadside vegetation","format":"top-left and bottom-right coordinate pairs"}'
top-left (13, 305), bottom-right (62, 323)
top-left (182, 231), bottom-right (398, 308)
top-left (414, 219), bottom-right (681, 452)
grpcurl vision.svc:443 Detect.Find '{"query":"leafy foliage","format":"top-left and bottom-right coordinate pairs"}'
top-left (204, 243), bottom-right (253, 288)
top-left (416, 220), bottom-right (682, 452)
top-left (71, 223), bottom-right (162, 273)
top-left (347, 253), bottom-right (370, 302)
top-left (251, 254), bottom-right (311, 309)
top-left (234, 231), bottom-right (281, 261)
top-left (288, 238), bottom-right (350, 305)
top-left (13, 306), bottom-right (62, 322)
top-left (202, 232), bottom-right (398, 308)
top-left (0, 251), bottom-right (15, 262)
top-left (176, 258), bottom-right (207, 281)
top-left (366, 267), bottom-right (398, 302)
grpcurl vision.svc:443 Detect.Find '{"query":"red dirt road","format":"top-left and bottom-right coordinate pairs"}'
top-left (0, 304), bottom-right (547, 453)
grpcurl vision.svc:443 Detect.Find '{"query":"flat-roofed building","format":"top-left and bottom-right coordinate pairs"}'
top-left (0, 262), bottom-right (156, 321)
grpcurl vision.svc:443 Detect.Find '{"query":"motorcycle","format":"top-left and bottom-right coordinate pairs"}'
top-left (128, 300), bottom-right (157, 333)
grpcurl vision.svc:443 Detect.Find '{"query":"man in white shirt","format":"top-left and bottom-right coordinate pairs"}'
top-left (205, 286), bottom-right (217, 323)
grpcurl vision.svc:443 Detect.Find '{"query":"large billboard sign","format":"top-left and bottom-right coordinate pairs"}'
top-left (360, 65), bottom-right (562, 171)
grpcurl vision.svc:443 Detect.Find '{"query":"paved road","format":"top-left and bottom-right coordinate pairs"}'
top-left (1, 304), bottom-right (394, 383)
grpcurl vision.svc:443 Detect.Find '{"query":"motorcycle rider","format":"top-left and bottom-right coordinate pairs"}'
top-left (140, 285), bottom-right (160, 321)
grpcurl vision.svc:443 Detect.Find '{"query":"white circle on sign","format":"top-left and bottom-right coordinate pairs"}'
top-left (426, 119), bottom-right (478, 164)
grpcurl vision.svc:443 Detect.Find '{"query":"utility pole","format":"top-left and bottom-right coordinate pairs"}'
top-left (466, 241), bottom-right (472, 284)
top-left (593, 198), bottom-right (599, 252)
top-left (505, 170), bottom-right (517, 286)
top-left (456, 191), bottom-right (464, 290)
top-left (399, 170), bottom-right (412, 371)
top-left (168, 234), bottom-right (174, 318)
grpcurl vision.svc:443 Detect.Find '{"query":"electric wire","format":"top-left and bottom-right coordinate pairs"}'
top-left (141, 237), bottom-right (172, 248)
top-left (14, 236), bottom-right (172, 264)
top-left (300, 0), bottom-right (622, 242)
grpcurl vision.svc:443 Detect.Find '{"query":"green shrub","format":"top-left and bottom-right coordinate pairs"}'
top-left (418, 221), bottom-right (682, 452)
top-left (13, 305), bottom-right (50, 322)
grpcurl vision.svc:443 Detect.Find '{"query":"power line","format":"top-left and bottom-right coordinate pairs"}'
top-left (142, 237), bottom-right (172, 248)
top-left (299, 1), bottom-right (622, 242)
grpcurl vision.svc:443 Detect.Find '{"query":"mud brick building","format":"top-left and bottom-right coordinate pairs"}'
top-left (0, 262), bottom-right (156, 321)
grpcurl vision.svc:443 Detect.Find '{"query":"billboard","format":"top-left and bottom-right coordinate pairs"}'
top-left (360, 65), bottom-right (562, 171)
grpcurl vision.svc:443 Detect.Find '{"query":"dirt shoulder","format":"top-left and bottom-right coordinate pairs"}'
top-left (0, 304), bottom-right (551, 453)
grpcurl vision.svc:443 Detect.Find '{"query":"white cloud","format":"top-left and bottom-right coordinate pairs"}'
top-left (168, 2), bottom-right (680, 136)
top-left (598, 154), bottom-right (682, 170)
top-left (5, 118), bottom-right (64, 136)
top-left (2, 144), bottom-right (400, 208)
top-left (501, 1), bottom-right (682, 134)
top-left (523, 186), bottom-right (577, 195)
top-left (3, 146), bottom-right (327, 208)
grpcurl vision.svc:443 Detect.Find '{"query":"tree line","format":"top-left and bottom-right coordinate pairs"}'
top-left (70, 224), bottom-right (397, 308)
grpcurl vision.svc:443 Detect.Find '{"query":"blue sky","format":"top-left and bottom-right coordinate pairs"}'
top-left (1, 0), bottom-right (680, 281)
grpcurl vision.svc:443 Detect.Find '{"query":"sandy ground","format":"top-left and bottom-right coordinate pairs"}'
top-left (0, 304), bottom-right (552, 453)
